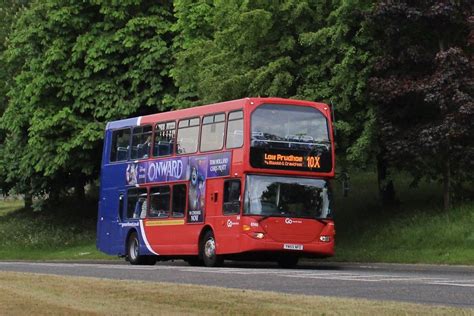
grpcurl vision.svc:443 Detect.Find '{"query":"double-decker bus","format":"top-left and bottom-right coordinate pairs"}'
top-left (97, 97), bottom-right (335, 268)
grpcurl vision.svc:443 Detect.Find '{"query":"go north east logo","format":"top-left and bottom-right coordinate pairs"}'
top-left (285, 218), bottom-right (303, 224)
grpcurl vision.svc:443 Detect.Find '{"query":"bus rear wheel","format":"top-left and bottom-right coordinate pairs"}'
top-left (277, 255), bottom-right (299, 269)
top-left (201, 231), bottom-right (223, 267)
top-left (127, 232), bottom-right (156, 265)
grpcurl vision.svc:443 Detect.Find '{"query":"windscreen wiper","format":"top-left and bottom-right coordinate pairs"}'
top-left (256, 215), bottom-right (271, 223)
top-left (314, 218), bottom-right (328, 224)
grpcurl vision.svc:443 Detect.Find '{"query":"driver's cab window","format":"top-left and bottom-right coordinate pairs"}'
top-left (223, 180), bottom-right (241, 215)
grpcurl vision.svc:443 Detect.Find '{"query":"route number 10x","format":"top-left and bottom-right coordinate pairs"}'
top-left (306, 156), bottom-right (321, 169)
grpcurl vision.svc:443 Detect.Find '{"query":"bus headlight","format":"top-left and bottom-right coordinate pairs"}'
top-left (320, 236), bottom-right (331, 242)
top-left (253, 232), bottom-right (265, 239)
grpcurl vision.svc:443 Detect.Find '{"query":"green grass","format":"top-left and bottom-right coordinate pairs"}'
top-left (0, 199), bottom-right (109, 260)
top-left (332, 171), bottom-right (474, 264)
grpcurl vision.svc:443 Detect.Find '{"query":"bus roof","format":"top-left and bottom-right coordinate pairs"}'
top-left (106, 97), bottom-right (328, 130)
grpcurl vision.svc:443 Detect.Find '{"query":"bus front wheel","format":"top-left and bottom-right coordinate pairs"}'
top-left (201, 230), bottom-right (223, 267)
top-left (127, 232), bottom-right (156, 265)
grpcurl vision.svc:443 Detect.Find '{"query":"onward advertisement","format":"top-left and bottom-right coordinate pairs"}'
top-left (125, 152), bottom-right (231, 223)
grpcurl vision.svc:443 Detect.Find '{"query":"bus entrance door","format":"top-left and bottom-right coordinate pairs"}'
top-left (211, 179), bottom-right (241, 254)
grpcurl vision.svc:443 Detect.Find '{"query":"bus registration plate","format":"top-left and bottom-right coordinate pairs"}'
top-left (283, 244), bottom-right (303, 251)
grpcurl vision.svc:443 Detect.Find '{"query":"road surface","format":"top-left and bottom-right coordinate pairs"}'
top-left (0, 260), bottom-right (472, 308)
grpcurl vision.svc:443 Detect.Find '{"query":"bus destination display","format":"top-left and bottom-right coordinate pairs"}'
top-left (250, 148), bottom-right (332, 173)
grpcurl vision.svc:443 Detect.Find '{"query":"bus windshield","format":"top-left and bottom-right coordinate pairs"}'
top-left (251, 104), bottom-right (329, 148)
top-left (244, 175), bottom-right (331, 219)
top-left (250, 104), bottom-right (332, 172)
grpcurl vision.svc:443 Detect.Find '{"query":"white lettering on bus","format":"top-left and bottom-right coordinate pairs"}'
top-left (210, 165), bottom-right (227, 172)
top-left (147, 159), bottom-right (183, 182)
top-left (209, 158), bottom-right (228, 165)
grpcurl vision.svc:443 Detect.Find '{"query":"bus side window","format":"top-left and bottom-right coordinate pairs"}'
top-left (131, 125), bottom-right (152, 160)
top-left (149, 186), bottom-right (171, 218)
top-left (126, 188), bottom-right (147, 219)
top-left (177, 117), bottom-right (200, 154)
top-left (200, 113), bottom-right (225, 152)
top-left (110, 128), bottom-right (131, 162)
top-left (154, 121), bottom-right (175, 157)
top-left (172, 184), bottom-right (186, 218)
top-left (226, 110), bottom-right (243, 149)
top-left (223, 180), bottom-right (241, 215)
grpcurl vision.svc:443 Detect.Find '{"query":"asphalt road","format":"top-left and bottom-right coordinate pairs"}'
top-left (0, 260), bottom-right (473, 308)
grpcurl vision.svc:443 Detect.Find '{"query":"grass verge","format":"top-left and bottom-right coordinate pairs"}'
top-left (0, 199), bottom-right (109, 260)
top-left (332, 172), bottom-right (474, 264)
top-left (0, 271), bottom-right (472, 315)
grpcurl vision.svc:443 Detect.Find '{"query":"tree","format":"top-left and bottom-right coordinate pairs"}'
top-left (368, 0), bottom-right (473, 210)
top-left (1, 0), bottom-right (174, 205)
top-left (173, 0), bottom-right (315, 104)
top-left (296, 0), bottom-right (375, 169)
top-left (0, 0), bottom-right (29, 197)
top-left (169, 0), bottom-right (215, 107)
top-left (172, 0), bottom-right (376, 169)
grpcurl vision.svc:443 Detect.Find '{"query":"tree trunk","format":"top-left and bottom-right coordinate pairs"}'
top-left (377, 153), bottom-right (396, 205)
top-left (443, 156), bottom-right (451, 211)
top-left (24, 191), bottom-right (33, 211)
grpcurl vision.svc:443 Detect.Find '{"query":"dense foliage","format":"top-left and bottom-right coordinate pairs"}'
top-left (0, 0), bottom-right (472, 210)
top-left (1, 0), bottom-right (174, 201)
top-left (173, 0), bottom-right (375, 167)
top-left (368, 0), bottom-right (474, 208)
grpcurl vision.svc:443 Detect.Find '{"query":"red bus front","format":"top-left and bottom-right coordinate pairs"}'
top-left (214, 98), bottom-right (335, 267)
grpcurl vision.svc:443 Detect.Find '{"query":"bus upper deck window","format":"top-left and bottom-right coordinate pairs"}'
top-left (154, 121), bottom-right (175, 157)
top-left (226, 110), bottom-right (243, 149)
top-left (201, 113), bottom-right (225, 152)
top-left (131, 125), bottom-right (152, 160)
top-left (110, 128), bottom-right (131, 162)
top-left (177, 117), bottom-right (200, 154)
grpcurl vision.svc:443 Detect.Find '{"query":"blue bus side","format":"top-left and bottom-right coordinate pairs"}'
top-left (97, 128), bottom-right (130, 256)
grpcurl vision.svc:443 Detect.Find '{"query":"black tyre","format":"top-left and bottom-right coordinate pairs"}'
top-left (127, 231), bottom-right (156, 265)
top-left (200, 230), bottom-right (223, 267)
top-left (277, 255), bottom-right (299, 269)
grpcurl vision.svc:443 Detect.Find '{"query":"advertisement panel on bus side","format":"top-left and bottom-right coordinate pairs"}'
top-left (125, 152), bottom-right (232, 223)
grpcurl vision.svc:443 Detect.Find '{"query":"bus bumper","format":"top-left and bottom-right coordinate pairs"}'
top-left (239, 234), bottom-right (335, 257)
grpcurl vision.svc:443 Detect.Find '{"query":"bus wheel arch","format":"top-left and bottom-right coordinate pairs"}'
top-left (126, 229), bottom-right (156, 265)
top-left (199, 227), bottom-right (223, 267)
